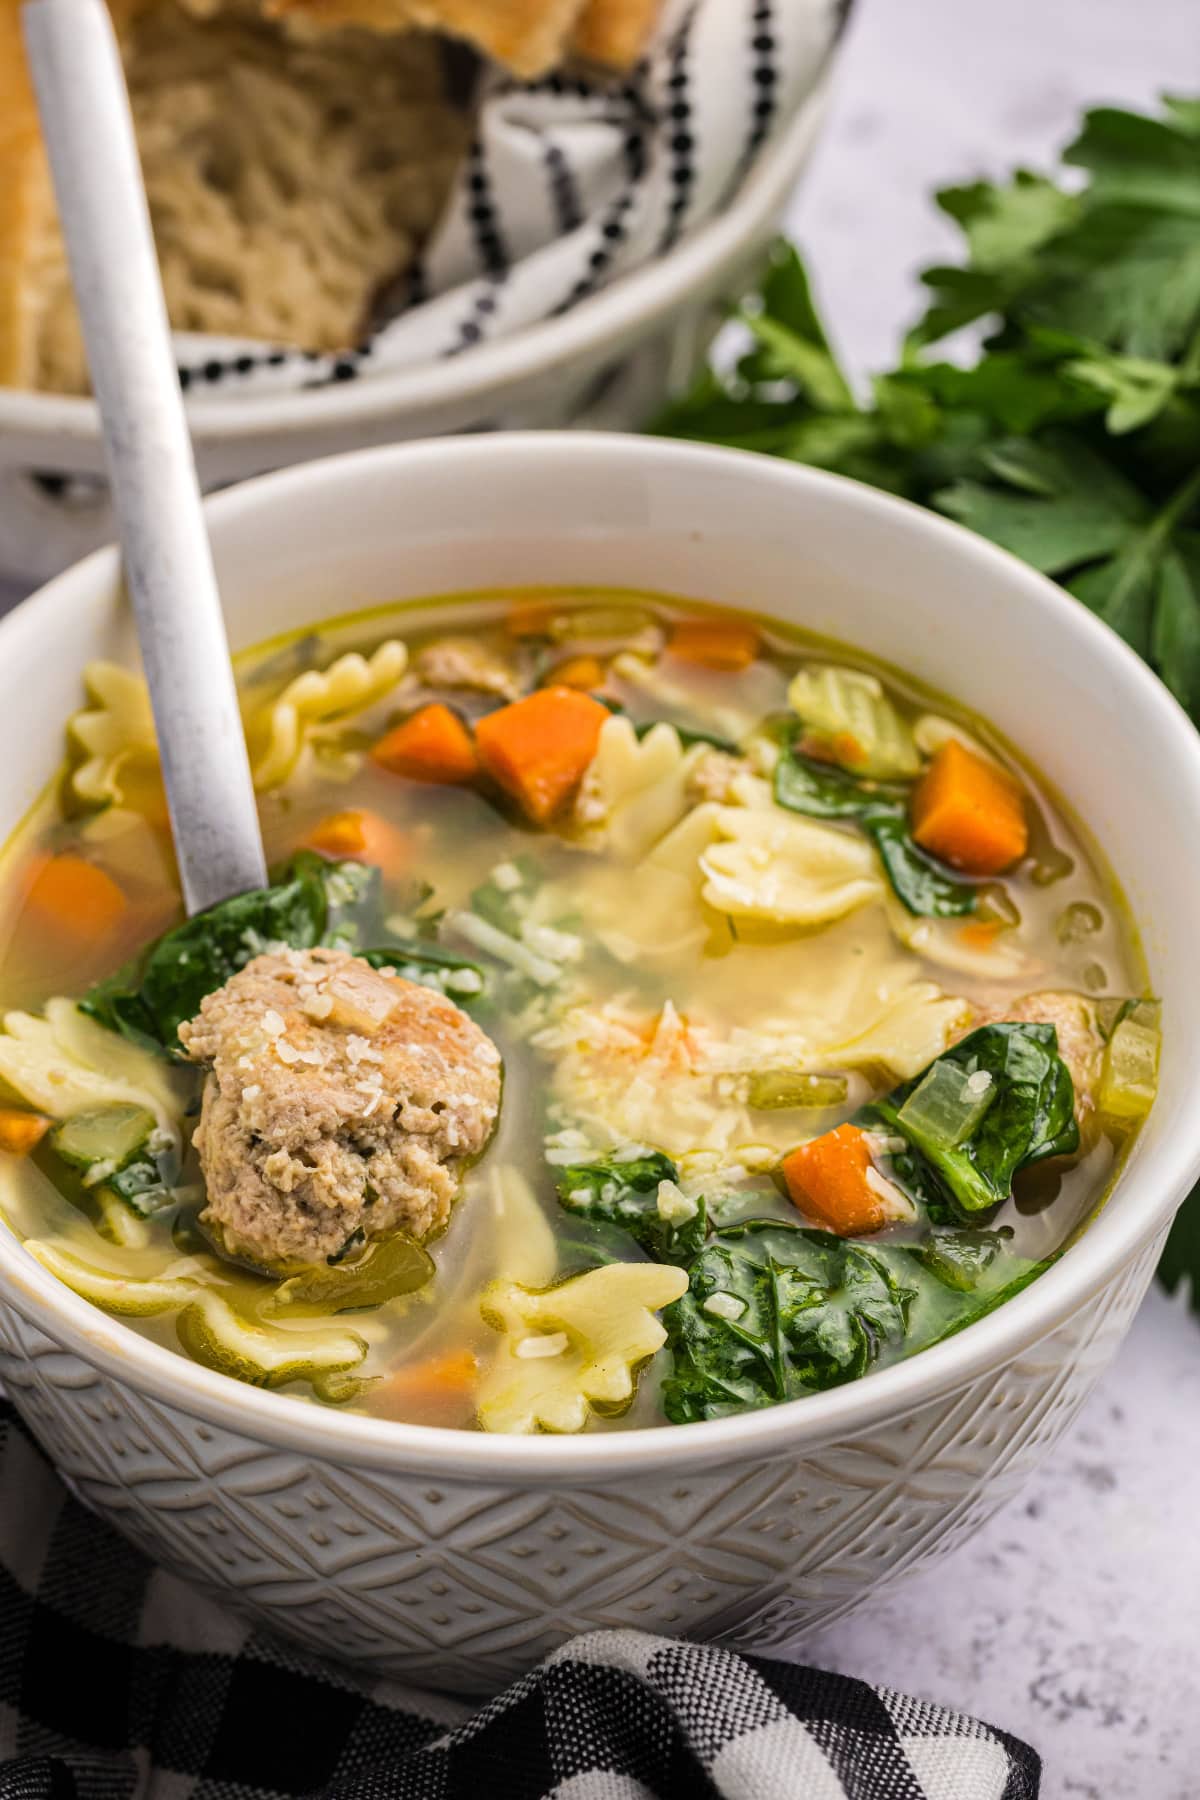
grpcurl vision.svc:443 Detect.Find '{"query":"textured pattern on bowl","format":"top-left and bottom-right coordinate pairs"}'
top-left (0, 1238), bottom-right (1160, 1691)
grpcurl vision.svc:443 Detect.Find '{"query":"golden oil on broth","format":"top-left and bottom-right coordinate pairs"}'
top-left (0, 591), bottom-right (1151, 1432)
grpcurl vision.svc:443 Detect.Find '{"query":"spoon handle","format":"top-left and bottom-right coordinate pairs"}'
top-left (22, 0), bottom-right (268, 916)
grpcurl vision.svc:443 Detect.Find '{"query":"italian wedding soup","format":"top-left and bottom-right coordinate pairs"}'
top-left (0, 594), bottom-right (1160, 1432)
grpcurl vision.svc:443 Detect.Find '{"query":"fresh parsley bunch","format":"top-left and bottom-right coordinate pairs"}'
top-left (658, 96), bottom-right (1200, 719)
top-left (655, 94), bottom-right (1200, 1309)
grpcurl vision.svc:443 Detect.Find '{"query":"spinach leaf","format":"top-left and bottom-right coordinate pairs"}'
top-left (84, 854), bottom-right (382, 1055)
top-left (662, 1220), bottom-right (913, 1423)
top-left (773, 745), bottom-right (977, 917)
top-left (554, 1150), bottom-right (707, 1266)
top-left (865, 814), bottom-right (979, 918)
top-left (915, 1226), bottom-right (1012, 1292)
top-left (922, 1256), bottom-right (1052, 1346)
top-left (636, 720), bottom-right (741, 755)
top-left (865, 1022), bottom-right (1079, 1214)
top-left (661, 1217), bottom-right (1049, 1423)
top-left (773, 748), bottom-right (908, 818)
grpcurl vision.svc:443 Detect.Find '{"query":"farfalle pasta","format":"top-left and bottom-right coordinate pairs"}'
top-left (65, 641), bottom-right (411, 808)
top-left (0, 592), bottom-right (1155, 1433)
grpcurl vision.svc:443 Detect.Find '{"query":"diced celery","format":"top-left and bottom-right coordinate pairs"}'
top-left (1099, 1017), bottom-right (1160, 1124)
top-left (52, 1103), bottom-right (155, 1175)
top-left (897, 1058), bottom-right (997, 1152)
top-left (786, 664), bottom-right (920, 777)
top-left (547, 604), bottom-right (658, 643)
top-left (747, 1072), bottom-right (849, 1110)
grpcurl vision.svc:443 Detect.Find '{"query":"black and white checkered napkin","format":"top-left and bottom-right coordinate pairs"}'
top-left (176, 0), bottom-right (851, 398)
top-left (0, 1401), bottom-right (1040, 1800)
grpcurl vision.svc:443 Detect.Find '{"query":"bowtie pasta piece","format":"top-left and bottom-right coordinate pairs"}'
top-left (477, 1261), bottom-right (687, 1434)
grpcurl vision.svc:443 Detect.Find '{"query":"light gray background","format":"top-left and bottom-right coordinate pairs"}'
top-left (3, 1), bottom-right (1199, 1793)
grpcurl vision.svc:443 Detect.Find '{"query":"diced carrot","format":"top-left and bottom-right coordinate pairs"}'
top-left (667, 618), bottom-right (760, 671)
top-left (0, 1108), bottom-right (50, 1156)
top-left (374, 1350), bottom-right (479, 1420)
top-left (548, 654), bottom-right (605, 691)
top-left (505, 601), bottom-right (557, 638)
top-left (958, 918), bottom-right (1002, 951)
top-left (303, 808), bottom-right (410, 873)
top-left (781, 1123), bottom-right (889, 1236)
top-left (911, 739), bottom-right (1028, 876)
top-left (474, 686), bottom-right (610, 823)
top-left (801, 730), bottom-right (867, 769)
top-left (371, 704), bottom-right (479, 785)
top-left (23, 854), bottom-right (126, 948)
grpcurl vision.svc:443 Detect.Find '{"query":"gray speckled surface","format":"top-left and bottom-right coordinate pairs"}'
top-left (782, 3), bottom-right (1200, 1794)
top-left (2, 2), bottom-right (1198, 1788)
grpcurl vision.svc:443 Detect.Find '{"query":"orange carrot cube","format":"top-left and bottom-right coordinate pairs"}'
top-left (911, 739), bottom-right (1028, 875)
top-left (303, 808), bottom-right (410, 873)
top-left (781, 1124), bottom-right (889, 1236)
top-left (474, 686), bottom-right (610, 823)
top-left (23, 854), bottom-right (126, 948)
top-left (371, 704), bottom-right (479, 785)
top-left (0, 1109), bottom-right (50, 1156)
top-left (667, 618), bottom-right (759, 671)
top-left (547, 655), bottom-right (605, 691)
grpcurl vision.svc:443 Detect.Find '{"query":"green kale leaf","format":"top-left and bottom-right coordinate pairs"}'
top-left (554, 1150), bottom-right (707, 1266)
top-left (661, 1221), bottom-right (913, 1422)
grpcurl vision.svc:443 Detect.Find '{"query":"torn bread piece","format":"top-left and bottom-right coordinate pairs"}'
top-left (268, 0), bottom-right (589, 76)
top-left (0, 0), bottom-right (469, 393)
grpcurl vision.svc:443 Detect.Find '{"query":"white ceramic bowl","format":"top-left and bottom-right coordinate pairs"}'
top-left (1, 434), bottom-right (1198, 1693)
top-left (0, 84), bottom-right (832, 587)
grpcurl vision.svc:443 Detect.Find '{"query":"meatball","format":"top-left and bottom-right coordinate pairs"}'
top-left (415, 637), bottom-right (520, 701)
top-left (178, 947), bottom-right (502, 1269)
top-left (685, 748), bottom-right (752, 805)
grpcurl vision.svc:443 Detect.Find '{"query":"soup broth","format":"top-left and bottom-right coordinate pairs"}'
top-left (0, 593), bottom-right (1157, 1433)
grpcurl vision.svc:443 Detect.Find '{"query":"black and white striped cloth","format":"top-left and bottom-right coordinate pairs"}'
top-left (177, 0), bottom-right (852, 397)
top-left (0, 1400), bottom-right (1041, 1800)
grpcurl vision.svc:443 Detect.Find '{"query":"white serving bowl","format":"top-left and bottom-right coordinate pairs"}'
top-left (1, 435), bottom-right (1198, 1693)
top-left (0, 82), bottom-right (832, 587)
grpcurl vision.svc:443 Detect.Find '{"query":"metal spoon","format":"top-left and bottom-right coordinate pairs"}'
top-left (22, 0), bottom-right (268, 915)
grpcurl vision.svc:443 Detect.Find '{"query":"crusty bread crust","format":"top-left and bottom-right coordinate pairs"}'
top-left (0, 4), bottom-right (57, 387)
top-left (572, 0), bottom-right (663, 67)
top-left (268, 0), bottom-right (588, 76)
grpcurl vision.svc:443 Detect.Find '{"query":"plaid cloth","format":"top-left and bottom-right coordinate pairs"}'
top-left (0, 1401), bottom-right (1040, 1800)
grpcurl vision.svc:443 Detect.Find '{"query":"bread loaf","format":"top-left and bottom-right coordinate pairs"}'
top-left (0, 0), bottom-right (469, 392)
top-left (0, 0), bottom-right (666, 394)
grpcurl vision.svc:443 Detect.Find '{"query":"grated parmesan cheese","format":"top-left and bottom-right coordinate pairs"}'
top-left (514, 1331), bottom-right (569, 1359)
top-left (703, 1292), bottom-right (745, 1322)
top-left (656, 1179), bottom-right (698, 1224)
